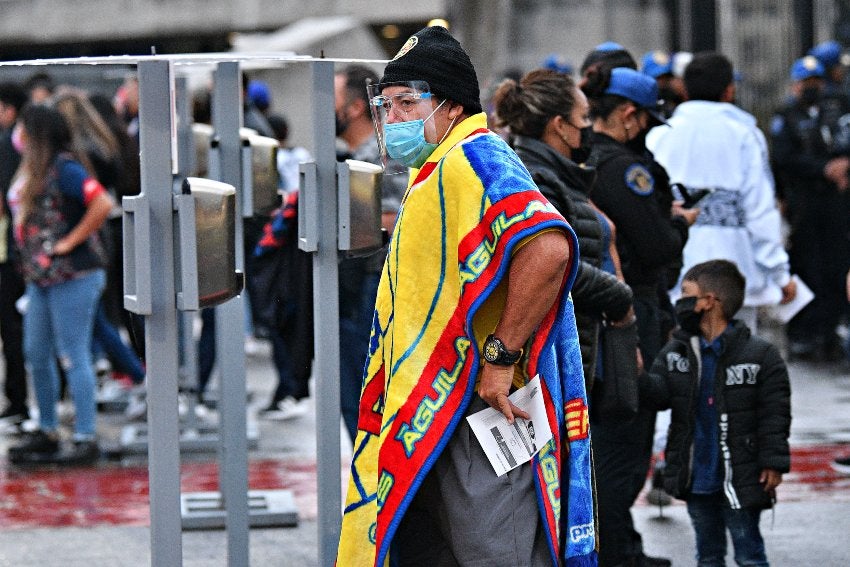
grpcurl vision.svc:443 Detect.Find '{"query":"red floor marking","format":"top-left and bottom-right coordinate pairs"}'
top-left (0, 459), bottom-right (318, 529)
top-left (637, 444), bottom-right (850, 507)
top-left (1, 445), bottom-right (848, 529)
top-left (778, 445), bottom-right (850, 502)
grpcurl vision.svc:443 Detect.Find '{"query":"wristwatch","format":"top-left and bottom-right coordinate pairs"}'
top-left (482, 334), bottom-right (522, 366)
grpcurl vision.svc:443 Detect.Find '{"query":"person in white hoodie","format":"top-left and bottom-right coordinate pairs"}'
top-left (646, 52), bottom-right (796, 333)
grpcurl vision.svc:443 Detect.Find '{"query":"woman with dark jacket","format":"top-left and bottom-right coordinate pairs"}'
top-left (580, 65), bottom-right (700, 567)
top-left (492, 69), bottom-right (634, 392)
top-left (7, 104), bottom-right (114, 464)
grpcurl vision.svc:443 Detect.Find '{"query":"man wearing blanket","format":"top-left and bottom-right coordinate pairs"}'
top-left (337, 25), bottom-right (596, 567)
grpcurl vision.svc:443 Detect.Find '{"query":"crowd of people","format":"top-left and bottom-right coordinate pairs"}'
top-left (333, 29), bottom-right (848, 567)
top-left (0, 25), bottom-right (848, 567)
top-left (0, 74), bottom-right (146, 464)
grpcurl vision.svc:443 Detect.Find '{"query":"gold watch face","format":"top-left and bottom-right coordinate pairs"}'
top-left (484, 340), bottom-right (500, 362)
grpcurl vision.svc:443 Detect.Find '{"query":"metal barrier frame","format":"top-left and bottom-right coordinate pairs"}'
top-left (0, 53), bottom-right (387, 567)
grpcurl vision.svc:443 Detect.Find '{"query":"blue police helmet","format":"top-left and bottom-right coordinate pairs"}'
top-left (605, 67), bottom-right (667, 124)
top-left (790, 56), bottom-right (825, 81)
top-left (641, 51), bottom-right (673, 79)
top-left (808, 40), bottom-right (842, 69)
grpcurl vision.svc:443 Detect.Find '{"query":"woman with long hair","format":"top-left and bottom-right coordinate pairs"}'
top-left (491, 69), bottom-right (634, 392)
top-left (7, 104), bottom-right (114, 464)
top-left (54, 89), bottom-right (146, 413)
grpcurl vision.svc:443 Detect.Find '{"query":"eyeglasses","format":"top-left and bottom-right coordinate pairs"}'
top-left (370, 91), bottom-right (432, 113)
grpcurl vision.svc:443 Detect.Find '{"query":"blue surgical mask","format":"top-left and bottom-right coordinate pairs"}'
top-left (384, 100), bottom-right (446, 168)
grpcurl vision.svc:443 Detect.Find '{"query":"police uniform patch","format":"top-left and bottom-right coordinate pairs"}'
top-left (624, 164), bottom-right (654, 195)
top-left (391, 36), bottom-right (418, 61)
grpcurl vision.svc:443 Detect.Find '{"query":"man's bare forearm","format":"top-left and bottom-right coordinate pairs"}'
top-left (494, 230), bottom-right (571, 351)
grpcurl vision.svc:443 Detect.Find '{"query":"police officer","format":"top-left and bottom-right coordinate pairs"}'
top-left (808, 40), bottom-right (847, 98)
top-left (771, 56), bottom-right (850, 362)
top-left (582, 65), bottom-right (698, 567)
top-left (640, 50), bottom-right (685, 118)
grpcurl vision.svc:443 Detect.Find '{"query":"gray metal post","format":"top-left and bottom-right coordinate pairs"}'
top-left (311, 59), bottom-right (342, 567)
top-left (212, 61), bottom-right (251, 567)
top-left (138, 59), bottom-right (184, 567)
top-left (175, 76), bottom-right (199, 398)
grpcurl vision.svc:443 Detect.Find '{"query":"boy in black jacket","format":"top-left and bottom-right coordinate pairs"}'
top-left (642, 259), bottom-right (791, 566)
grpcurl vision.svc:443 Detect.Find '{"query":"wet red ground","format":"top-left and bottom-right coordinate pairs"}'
top-left (0, 458), bottom-right (319, 529)
top-left (0, 445), bottom-right (847, 529)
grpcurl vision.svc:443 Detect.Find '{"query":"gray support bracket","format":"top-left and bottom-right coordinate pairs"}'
top-left (121, 194), bottom-right (152, 315)
top-left (181, 490), bottom-right (298, 530)
top-left (336, 162), bottom-right (351, 251)
top-left (298, 161), bottom-right (319, 252)
top-left (174, 192), bottom-right (199, 312)
top-left (240, 140), bottom-right (254, 218)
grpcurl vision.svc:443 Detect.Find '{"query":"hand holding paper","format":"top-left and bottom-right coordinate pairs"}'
top-left (769, 274), bottom-right (814, 324)
top-left (466, 375), bottom-right (552, 477)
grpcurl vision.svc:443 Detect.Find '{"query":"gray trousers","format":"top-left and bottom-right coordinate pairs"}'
top-left (391, 395), bottom-right (552, 567)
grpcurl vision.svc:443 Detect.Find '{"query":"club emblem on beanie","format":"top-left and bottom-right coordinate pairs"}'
top-left (380, 26), bottom-right (483, 115)
top-left (391, 36), bottom-right (418, 61)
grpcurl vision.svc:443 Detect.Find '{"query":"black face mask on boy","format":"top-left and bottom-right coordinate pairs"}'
top-left (674, 296), bottom-right (703, 335)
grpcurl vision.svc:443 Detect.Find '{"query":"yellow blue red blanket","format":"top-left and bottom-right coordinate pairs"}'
top-left (337, 113), bottom-right (596, 566)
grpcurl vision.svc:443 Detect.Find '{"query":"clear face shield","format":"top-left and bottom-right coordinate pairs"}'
top-left (368, 80), bottom-right (443, 173)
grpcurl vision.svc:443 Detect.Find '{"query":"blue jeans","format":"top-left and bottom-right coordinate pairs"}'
top-left (92, 301), bottom-right (145, 383)
top-left (24, 270), bottom-right (105, 440)
top-left (687, 492), bottom-right (769, 566)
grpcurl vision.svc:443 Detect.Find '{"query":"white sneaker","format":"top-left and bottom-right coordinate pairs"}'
top-left (244, 336), bottom-right (270, 357)
top-left (124, 386), bottom-right (147, 421)
top-left (260, 397), bottom-right (309, 420)
top-left (97, 379), bottom-right (131, 404)
top-left (95, 358), bottom-right (112, 378)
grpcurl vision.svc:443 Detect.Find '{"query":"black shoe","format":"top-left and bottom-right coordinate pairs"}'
top-left (0, 406), bottom-right (29, 426)
top-left (638, 554), bottom-right (672, 567)
top-left (56, 440), bottom-right (100, 465)
top-left (8, 430), bottom-right (60, 462)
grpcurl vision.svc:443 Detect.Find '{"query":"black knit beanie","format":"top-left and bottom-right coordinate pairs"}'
top-left (380, 26), bottom-right (483, 115)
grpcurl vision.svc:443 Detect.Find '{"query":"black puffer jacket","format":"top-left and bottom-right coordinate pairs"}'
top-left (641, 321), bottom-right (792, 510)
top-left (514, 136), bottom-right (633, 388)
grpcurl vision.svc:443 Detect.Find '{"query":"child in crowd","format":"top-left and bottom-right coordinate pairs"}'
top-left (641, 259), bottom-right (791, 566)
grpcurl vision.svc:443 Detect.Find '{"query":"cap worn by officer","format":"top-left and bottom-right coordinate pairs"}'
top-left (605, 67), bottom-right (667, 124)
top-left (790, 55), bottom-right (825, 82)
top-left (641, 51), bottom-right (673, 79)
top-left (808, 40), bottom-right (842, 69)
top-left (542, 53), bottom-right (574, 76)
top-left (380, 26), bottom-right (483, 114)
